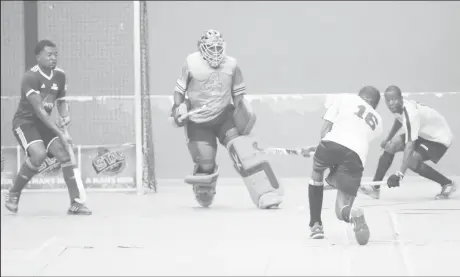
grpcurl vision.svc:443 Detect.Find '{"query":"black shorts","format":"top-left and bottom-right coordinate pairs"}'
top-left (186, 104), bottom-right (239, 147)
top-left (13, 121), bottom-right (59, 156)
top-left (313, 140), bottom-right (364, 197)
top-left (400, 134), bottom-right (448, 164)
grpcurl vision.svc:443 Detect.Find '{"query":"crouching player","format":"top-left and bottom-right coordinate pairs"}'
top-left (360, 85), bottom-right (457, 200)
top-left (308, 86), bottom-right (383, 245)
top-left (4, 40), bottom-right (91, 215)
top-left (170, 29), bottom-right (283, 209)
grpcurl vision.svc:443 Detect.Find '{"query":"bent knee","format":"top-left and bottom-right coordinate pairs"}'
top-left (408, 152), bottom-right (423, 172)
top-left (28, 147), bottom-right (47, 166)
top-left (198, 163), bottom-right (216, 174)
top-left (51, 147), bottom-right (71, 163)
top-left (384, 139), bottom-right (405, 154)
top-left (222, 128), bottom-right (239, 147)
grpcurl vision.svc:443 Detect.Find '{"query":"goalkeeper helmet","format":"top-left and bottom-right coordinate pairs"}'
top-left (198, 29), bottom-right (226, 68)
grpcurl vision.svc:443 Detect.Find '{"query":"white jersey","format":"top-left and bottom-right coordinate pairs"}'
top-left (322, 94), bottom-right (383, 166)
top-left (395, 99), bottom-right (453, 147)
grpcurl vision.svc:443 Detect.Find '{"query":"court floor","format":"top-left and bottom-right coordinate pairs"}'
top-left (2, 179), bottom-right (459, 276)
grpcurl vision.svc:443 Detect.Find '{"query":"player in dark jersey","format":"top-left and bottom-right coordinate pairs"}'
top-left (4, 40), bottom-right (91, 215)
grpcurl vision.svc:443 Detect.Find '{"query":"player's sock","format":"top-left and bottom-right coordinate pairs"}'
top-left (61, 162), bottom-right (81, 203)
top-left (373, 152), bottom-right (395, 189)
top-left (413, 163), bottom-right (451, 186)
top-left (10, 159), bottom-right (39, 193)
top-left (308, 180), bottom-right (324, 227)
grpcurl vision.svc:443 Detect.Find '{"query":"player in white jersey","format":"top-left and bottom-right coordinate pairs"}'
top-left (360, 85), bottom-right (457, 200)
top-left (307, 86), bottom-right (383, 245)
top-left (170, 29), bottom-right (283, 209)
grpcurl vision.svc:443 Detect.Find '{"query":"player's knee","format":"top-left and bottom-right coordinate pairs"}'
top-left (408, 152), bottom-right (423, 172)
top-left (187, 141), bottom-right (217, 173)
top-left (197, 163), bottom-right (216, 174)
top-left (28, 147), bottom-right (47, 167)
top-left (222, 128), bottom-right (239, 148)
top-left (311, 169), bottom-right (325, 183)
top-left (54, 149), bottom-right (71, 164)
top-left (384, 139), bottom-right (403, 154)
top-left (384, 143), bottom-right (398, 154)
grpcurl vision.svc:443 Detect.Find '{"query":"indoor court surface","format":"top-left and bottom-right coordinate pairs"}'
top-left (2, 178), bottom-right (459, 276)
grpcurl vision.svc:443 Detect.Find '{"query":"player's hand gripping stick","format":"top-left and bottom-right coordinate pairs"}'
top-left (170, 105), bottom-right (208, 127)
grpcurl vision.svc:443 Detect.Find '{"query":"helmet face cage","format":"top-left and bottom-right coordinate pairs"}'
top-left (198, 29), bottom-right (226, 68)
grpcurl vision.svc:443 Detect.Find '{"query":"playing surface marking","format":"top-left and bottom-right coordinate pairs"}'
top-left (2, 180), bottom-right (459, 276)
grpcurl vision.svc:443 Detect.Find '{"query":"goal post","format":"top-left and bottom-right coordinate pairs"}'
top-left (133, 0), bottom-right (143, 195)
top-left (136, 0), bottom-right (157, 193)
top-left (0, 1), bottom-right (157, 194)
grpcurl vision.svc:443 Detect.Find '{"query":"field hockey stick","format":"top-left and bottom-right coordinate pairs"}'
top-left (61, 125), bottom-right (87, 204)
top-left (170, 104), bottom-right (208, 126)
top-left (252, 142), bottom-right (317, 158)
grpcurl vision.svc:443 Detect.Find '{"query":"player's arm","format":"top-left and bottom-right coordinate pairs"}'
top-left (320, 97), bottom-right (340, 139)
top-left (232, 64), bottom-right (246, 106)
top-left (385, 119), bottom-right (403, 142)
top-left (173, 61), bottom-right (190, 106)
top-left (320, 120), bottom-right (333, 139)
top-left (399, 107), bottom-right (421, 175)
top-left (56, 73), bottom-right (70, 126)
top-left (171, 61), bottom-right (192, 126)
top-left (23, 75), bottom-right (64, 136)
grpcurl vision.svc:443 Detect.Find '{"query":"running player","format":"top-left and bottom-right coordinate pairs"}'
top-left (308, 86), bottom-right (383, 245)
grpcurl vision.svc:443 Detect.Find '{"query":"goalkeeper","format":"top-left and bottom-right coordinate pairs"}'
top-left (171, 29), bottom-right (283, 209)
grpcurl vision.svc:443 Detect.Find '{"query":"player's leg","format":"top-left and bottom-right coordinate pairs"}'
top-left (184, 122), bottom-right (219, 208)
top-left (361, 134), bottom-right (406, 199)
top-left (374, 134), bottom-right (406, 183)
top-left (46, 135), bottom-right (91, 215)
top-left (407, 139), bottom-right (456, 199)
top-left (308, 141), bottom-right (344, 239)
top-left (220, 103), bottom-right (283, 209)
top-left (5, 124), bottom-right (47, 213)
top-left (331, 151), bottom-right (370, 245)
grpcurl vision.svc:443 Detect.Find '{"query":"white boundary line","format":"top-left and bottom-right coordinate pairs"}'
top-left (385, 208), bottom-right (415, 276)
top-left (27, 236), bottom-right (59, 260)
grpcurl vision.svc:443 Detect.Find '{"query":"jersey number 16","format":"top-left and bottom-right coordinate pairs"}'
top-left (355, 105), bottom-right (378, 130)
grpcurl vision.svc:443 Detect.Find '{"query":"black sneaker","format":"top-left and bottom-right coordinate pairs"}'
top-left (67, 201), bottom-right (92, 215)
top-left (435, 181), bottom-right (457, 200)
top-left (5, 191), bottom-right (20, 213)
top-left (350, 207), bottom-right (370, 245)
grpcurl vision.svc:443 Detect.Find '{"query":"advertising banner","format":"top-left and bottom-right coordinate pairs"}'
top-left (80, 144), bottom-right (136, 189)
top-left (1, 147), bottom-right (19, 190)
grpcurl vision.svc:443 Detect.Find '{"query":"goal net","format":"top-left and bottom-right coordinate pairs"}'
top-left (0, 1), bottom-right (156, 193)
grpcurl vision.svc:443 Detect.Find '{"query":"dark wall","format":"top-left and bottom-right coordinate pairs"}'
top-left (1, 1), bottom-right (25, 146)
top-left (1, 1), bottom-right (25, 97)
top-left (148, 1), bottom-right (460, 95)
top-left (1, 1), bottom-right (459, 179)
top-left (36, 1), bottom-right (135, 97)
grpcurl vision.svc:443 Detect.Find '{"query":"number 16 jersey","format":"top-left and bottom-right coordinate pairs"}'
top-left (322, 94), bottom-right (383, 166)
